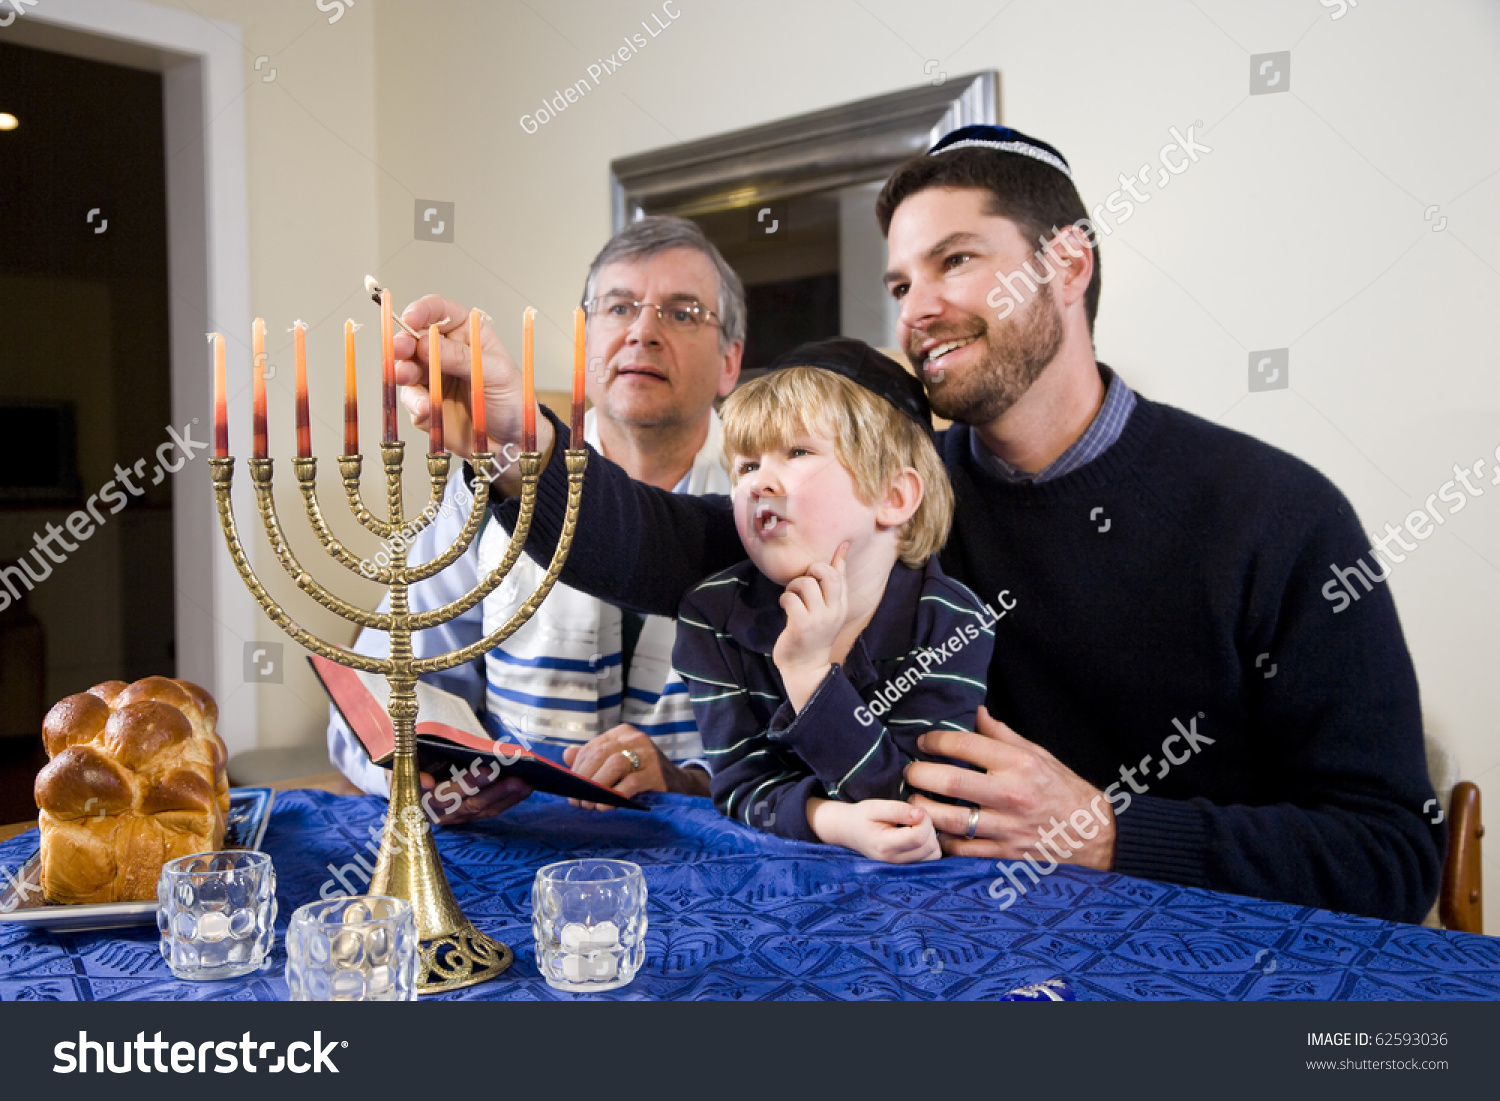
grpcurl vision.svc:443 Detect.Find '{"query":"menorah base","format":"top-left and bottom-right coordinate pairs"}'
top-left (372, 755), bottom-right (517, 996)
top-left (418, 922), bottom-right (514, 995)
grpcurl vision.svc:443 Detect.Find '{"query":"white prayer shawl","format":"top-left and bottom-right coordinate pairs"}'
top-left (477, 409), bottom-right (730, 762)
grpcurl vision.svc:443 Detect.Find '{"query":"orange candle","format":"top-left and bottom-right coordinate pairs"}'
top-left (427, 323), bottom-right (444, 454)
top-left (381, 289), bottom-right (397, 444)
top-left (293, 320), bottom-right (311, 458)
top-left (252, 317), bottom-right (267, 459)
top-left (212, 333), bottom-right (227, 458)
top-left (469, 309), bottom-right (487, 454)
top-left (571, 306), bottom-right (585, 446)
top-left (344, 319), bottom-right (359, 456)
top-left (522, 308), bottom-right (536, 453)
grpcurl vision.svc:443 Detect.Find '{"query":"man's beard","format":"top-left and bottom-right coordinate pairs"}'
top-left (916, 281), bottom-right (1064, 426)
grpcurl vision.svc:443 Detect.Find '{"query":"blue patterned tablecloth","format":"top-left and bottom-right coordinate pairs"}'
top-left (3, 788), bottom-right (1497, 1001)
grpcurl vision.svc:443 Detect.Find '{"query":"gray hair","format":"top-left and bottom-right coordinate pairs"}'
top-left (581, 215), bottom-right (746, 350)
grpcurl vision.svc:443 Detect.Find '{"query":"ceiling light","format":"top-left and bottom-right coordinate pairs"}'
top-left (0, 114), bottom-right (19, 131)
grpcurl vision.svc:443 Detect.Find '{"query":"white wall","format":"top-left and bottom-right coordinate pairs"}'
top-left (103, 0), bottom-right (1498, 921)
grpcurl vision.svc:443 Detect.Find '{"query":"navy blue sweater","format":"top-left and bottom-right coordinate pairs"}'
top-left (497, 402), bottom-right (1443, 922)
top-left (673, 558), bottom-right (995, 843)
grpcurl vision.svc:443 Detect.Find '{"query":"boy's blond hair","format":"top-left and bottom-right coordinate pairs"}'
top-left (720, 366), bottom-right (954, 568)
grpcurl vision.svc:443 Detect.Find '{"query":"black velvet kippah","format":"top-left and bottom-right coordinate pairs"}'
top-left (928, 124), bottom-right (1072, 180)
top-left (765, 337), bottom-right (933, 435)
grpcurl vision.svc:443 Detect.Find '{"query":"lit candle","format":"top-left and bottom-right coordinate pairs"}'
top-left (522, 307), bottom-right (536, 453)
top-left (381, 289), bottom-right (397, 444)
top-left (469, 309), bottom-right (487, 454)
top-left (571, 306), bottom-right (585, 447)
top-left (212, 333), bottom-right (227, 458)
top-left (293, 320), bottom-right (311, 458)
top-left (252, 317), bottom-right (267, 460)
top-left (344, 319), bottom-right (359, 456)
top-left (427, 323), bottom-right (444, 454)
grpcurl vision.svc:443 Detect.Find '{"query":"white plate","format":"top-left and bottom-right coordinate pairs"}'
top-left (0, 788), bottom-right (274, 932)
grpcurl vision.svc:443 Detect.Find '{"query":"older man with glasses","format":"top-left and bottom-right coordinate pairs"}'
top-left (327, 216), bottom-right (743, 822)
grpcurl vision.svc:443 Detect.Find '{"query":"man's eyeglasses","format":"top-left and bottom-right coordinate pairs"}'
top-left (584, 295), bottom-right (721, 335)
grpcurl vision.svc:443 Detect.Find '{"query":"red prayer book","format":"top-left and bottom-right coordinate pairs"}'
top-left (309, 654), bottom-right (646, 811)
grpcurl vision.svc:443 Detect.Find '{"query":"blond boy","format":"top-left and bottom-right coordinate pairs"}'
top-left (673, 339), bottom-right (996, 863)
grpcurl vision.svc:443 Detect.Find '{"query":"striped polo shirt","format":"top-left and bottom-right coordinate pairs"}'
top-left (673, 556), bottom-right (999, 843)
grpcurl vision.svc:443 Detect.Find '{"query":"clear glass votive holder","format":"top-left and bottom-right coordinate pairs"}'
top-left (157, 850), bottom-right (277, 980)
top-left (285, 895), bottom-right (418, 1001)
top-left (532, 859), bottom-right (647, 993)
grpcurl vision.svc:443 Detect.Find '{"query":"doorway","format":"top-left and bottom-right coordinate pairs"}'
top-left (0, 41), bottom-right (177, 822)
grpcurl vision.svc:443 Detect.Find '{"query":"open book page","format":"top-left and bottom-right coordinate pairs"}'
top-left (351, 667), bottom-right (491, 748)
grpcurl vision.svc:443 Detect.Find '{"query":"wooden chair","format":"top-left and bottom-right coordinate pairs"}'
top-left (1425, 735), bottom-right (1484, 933)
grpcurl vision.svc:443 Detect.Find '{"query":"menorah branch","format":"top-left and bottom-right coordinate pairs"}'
top-left (248, 459), bottom-right (392, 631)
top-left (413, 451), bottom-right (584, 675)
top-left (383, 441), bottom-right (406, 533)
top-left (339, 455), bottom-right (395, 540)
top-left (294, 457), bottom-right (397, 585)
top-left (210, 458), bottom-right (392, 673)
top-left (402, 451), bottom-right (453, 545)
top-left (402, 455), bottom-right (495, 585)
top-left (406, 456), bottom-right (540, 633)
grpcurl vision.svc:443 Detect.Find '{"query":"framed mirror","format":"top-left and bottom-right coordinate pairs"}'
top-left (610, 72), bottom-right (998, 377)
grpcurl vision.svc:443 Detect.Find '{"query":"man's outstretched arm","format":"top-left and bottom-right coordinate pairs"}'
top-left (385, 294), bottom-right (743, 615)
top-left (489, 407), bottom-right (745, 617)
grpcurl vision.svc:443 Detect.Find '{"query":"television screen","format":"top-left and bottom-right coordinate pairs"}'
top-left (0, 403), bottom-right (81, 503)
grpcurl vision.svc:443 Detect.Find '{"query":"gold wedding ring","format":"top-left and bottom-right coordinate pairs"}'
top-left (621, 748), bottom-right (643, 772)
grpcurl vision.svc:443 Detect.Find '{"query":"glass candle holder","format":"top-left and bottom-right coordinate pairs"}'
top-left (286, 895), bottom-right (418, 1001)
top-left (157, 850), bottom-right (277, 980)
top-left (532, 859), bottom-right (647, 993)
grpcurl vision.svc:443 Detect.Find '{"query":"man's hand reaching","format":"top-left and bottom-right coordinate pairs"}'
top-left (394, 294), bottom-right (554, 493)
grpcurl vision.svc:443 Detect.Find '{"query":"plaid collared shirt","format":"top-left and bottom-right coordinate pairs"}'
top-left (968, 364), bottom-right (1137, 484)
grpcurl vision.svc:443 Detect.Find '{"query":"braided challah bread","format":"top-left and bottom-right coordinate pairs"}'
top-left (34, 677), bottom-right (230, 904)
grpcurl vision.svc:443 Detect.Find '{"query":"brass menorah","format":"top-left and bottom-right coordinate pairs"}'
top-left (210, 441), bottom-right (587, 993)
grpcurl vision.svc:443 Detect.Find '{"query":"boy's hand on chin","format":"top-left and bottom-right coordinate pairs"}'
top-left (773, 543), bottom-right (850, 705)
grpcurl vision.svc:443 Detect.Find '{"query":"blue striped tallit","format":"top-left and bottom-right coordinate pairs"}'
top-left (476, 409), bottom-right (730, 764)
